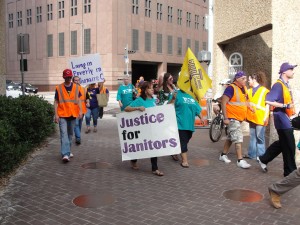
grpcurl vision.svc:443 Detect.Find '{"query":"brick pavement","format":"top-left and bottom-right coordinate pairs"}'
top-left (1, 109), bottom-right (300, 225)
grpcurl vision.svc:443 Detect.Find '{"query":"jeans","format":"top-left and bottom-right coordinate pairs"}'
top-left (247, 123), bottom-right (266, 158)
top-left (59, 118), bottom-right (76, 157)
top-left (74, 116), bottom-right (84, 141)
top-left (85, 107), bottom-right (99, 127)
top-left (259, 128), bottom-right (297, 177)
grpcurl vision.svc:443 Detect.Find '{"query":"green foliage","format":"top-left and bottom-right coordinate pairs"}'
top-left (0, 95), bottom-right (55, 177)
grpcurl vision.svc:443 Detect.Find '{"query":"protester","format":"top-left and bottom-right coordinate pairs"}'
top-left (124, 81), bottom-right (164, 176)
top-left (268, 155), bottom-right (300, 209)
top-left (245, 71), bottom-right (270, 159)
top-left (73, 76), bottom-right (88, 144)
top-left (152, 79), bottom-right (160, 105)
top-left (158, 72), bottom-right (177, 105)
top-left (169, 89), bottom-right (202, 168)
top-left (257, 63), bottom-right (297, 176)
top-left (212, 78), bottom-right (231, 115)
top-left (85, 83), bottom-right (100, 133)
top-left (54, 69), bottom-right (82, 162)
top-left (98, 79), bottom-right (109, 119)
top-left (219, 71), bottom-right (251, 169)
top-left (157, 72), bottom-right (180, 161)
top-left (117, 75), bottom-right (136, 111)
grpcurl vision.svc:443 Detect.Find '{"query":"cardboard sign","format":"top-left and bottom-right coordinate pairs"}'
top-left (69, 54), bottom-right (104, 86)
top-left (117, 104), bottom-right (181, 161)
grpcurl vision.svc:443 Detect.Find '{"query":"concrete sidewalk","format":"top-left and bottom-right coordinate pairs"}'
top-left (1, 110), bottom-right (300, 224)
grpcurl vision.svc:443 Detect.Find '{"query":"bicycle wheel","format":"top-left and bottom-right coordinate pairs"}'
top-left (209, 116), bottom-right (223, 142)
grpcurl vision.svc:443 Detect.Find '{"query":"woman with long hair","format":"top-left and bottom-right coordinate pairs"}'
top-left (246, 71), bottom-right (270, 159)
top-left (158, 72), bottom-right (179, 161)
top-left (125, 81), bottom-right (164, 176)
top-left (158, 72), bottom-right (176, 105)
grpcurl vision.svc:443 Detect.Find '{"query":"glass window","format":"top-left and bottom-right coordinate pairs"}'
top-left (71, 31), bottom-right (77, 55)
top-left (47, 34), bottom-right (53, 57)
top-left (59, 32), bottom-right (65, 56)
top-left (157, 33), bottom-right (162, 53)
top-left (145, 31), bottom-right (151, 52)
top-left (132, 29), bottom-right (139, 51)
top-left (84, 28), bottom-right (91, 54)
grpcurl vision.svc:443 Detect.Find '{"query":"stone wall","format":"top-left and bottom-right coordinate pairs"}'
top-left (0, 0), bottom-right (6, 95)
top-left (214, 0), bottom-right (271, 44)
top-left (272, 0), bottom-right (300, 143)
top-left (213, 0), bottom-right (300, 145)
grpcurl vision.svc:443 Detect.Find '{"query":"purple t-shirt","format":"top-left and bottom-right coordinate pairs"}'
top-left (223, 85), bottom-right (246, 100)
top-left (266, 82), bottom-right (292, 129)
top-left (251, 85), bottom-right (260, 97)
top-left (86, 87), bottom-right (100, 109)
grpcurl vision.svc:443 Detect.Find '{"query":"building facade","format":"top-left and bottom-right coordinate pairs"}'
top-left (5, 0), bottom-right (208, 91)
top-left (0, 0), bottom-right (6, 95)
top-left (213, 0), bottom-right (300, 142)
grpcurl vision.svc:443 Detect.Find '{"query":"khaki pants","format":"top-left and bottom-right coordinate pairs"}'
top-left (269, 167), bottom-right (300, 195)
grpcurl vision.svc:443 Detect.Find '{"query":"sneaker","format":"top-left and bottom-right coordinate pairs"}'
top-left (219, 154), bottom-right (231, 163)
top-left (70, 153), bottom-right (74, 158)
top-left (75, 139), bottom-right (81, 145)
top-left (268, 189), bottom-right (282, 209)
top-left (257, 157), bottom-right (268, 172)
top-left (62, 155), bottom-right (70, 162)
top-left (237, 159), bottom-right (251, 169)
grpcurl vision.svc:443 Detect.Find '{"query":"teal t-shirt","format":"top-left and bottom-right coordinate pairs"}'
top-left (117, 84), bottom-right (135, 111)
top-left (174, 90), bottom-right (201, 132)
top-left (129, 97), bottom-right (156, 108)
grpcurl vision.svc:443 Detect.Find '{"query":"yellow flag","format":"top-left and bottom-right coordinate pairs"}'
top-left (177, 48), bottom-right (212, 101)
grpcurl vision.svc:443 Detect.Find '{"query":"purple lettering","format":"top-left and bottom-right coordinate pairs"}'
top-left (156, 113), bottom-right (164, 123)
top-left (169, 138), bottom-right (177, 147)
top-left (153, 141), bottom-right (162, 149)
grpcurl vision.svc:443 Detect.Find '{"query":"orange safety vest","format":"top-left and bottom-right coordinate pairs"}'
top-left (247, 86), bottom-right (269, 126)
top-left (56, 83), bottom-right (80, 118)
top-left (79, 86), bottom-right (87, 114)
top-left (226, 83), bottom-right (248, 121)
top-left (276, 80), bottom-right (295, 117)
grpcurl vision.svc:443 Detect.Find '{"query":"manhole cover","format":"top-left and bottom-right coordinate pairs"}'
top-left (189, 159), bottom-right (212, 166)
top-left (73, 193), bottom-right (115, 208)
top-left (81, 162), bottom-right (112, 169)
top-left (223, 189), bottom-right (263, 202)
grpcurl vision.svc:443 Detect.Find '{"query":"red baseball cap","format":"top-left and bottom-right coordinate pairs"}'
top-left (63, 69), bottom-right (73, 78)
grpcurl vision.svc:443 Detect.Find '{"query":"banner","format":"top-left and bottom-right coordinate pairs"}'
top-left (177, 48), bottom-right (212, 101)
top-left (117, 104), bottom-right (181, 161)
top-left (69, 54), bottom-right (104, 86)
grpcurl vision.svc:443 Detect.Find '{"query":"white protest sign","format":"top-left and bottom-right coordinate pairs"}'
top-left (117, 104), bottom-right (181, 161)
top-left (69, 54), bottom-right (104, 86)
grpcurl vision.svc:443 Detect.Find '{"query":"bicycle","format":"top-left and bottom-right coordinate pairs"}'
top-left (209, 100), bottom-right (228, 142)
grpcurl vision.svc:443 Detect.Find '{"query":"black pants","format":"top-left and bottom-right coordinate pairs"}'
top-left (131, 158), bottom-right (158, 171)
top-left (99, 107), bottom-right (103, 118)
top-left (259, 128), bottom-right (296, 177)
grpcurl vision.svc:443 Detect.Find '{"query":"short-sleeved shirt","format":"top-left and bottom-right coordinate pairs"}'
top-left (223, 85), bottom-right (246, 100)
top-left (117, 84), bottom-right (136, 111)
top-left (174, 90), bottom-right (201, 132)
top-left (86, 87), bottom-right (100, 109)
top-left (251, 85), bottom-right (261, 97)
top-left (129, 97), bottom-right (156, 108)
top-left (266, 82), bottom-right (292, 129)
